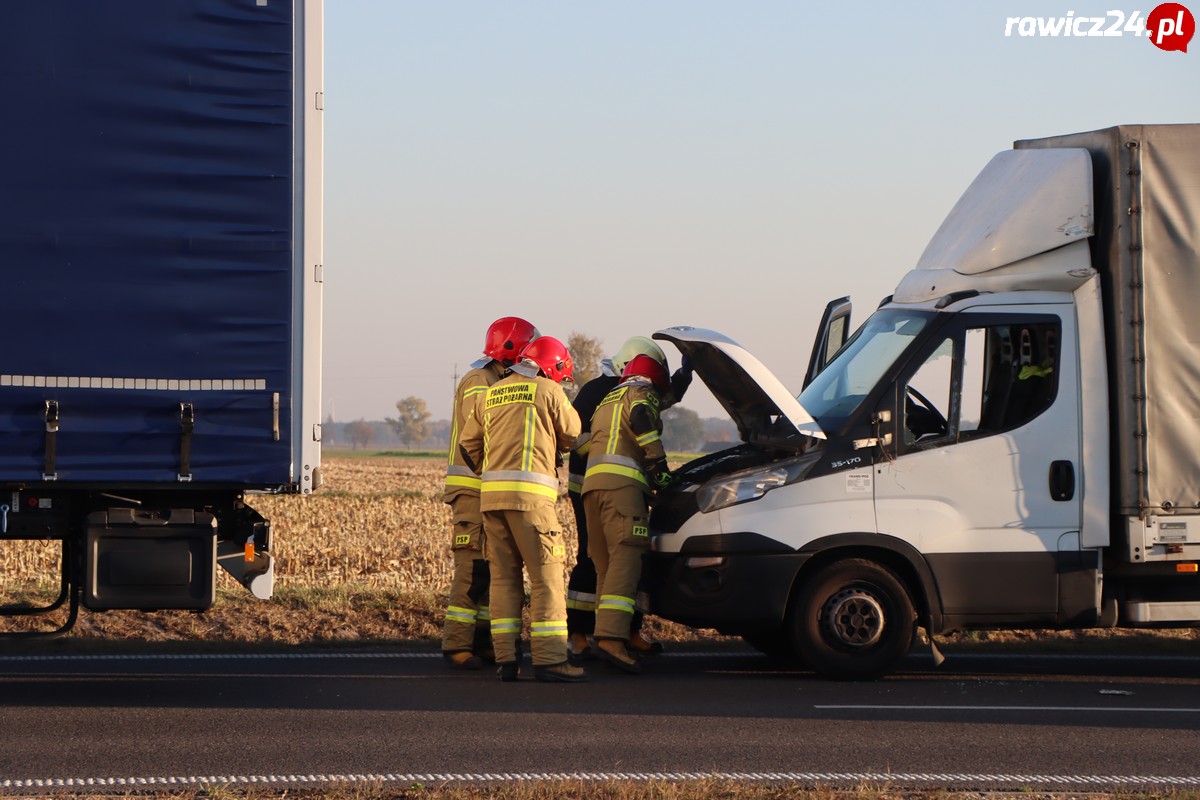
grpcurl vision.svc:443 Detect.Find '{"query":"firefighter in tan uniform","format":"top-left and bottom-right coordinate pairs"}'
top-left (580, 353), bottom-right (674, 673)
top-left (441, 317), bottom-right (540, 670)
top-left (459, 336), bottom-right (587, 683)
top-left (566, 336), bottom-right (692, 660)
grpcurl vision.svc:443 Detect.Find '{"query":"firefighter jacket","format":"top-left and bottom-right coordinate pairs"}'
top-left (580, 376), bottom-right (669, 497)
top-left (459, 372), bottom-right (581, 512)
top-left (567, 374), bottom-right (619, 495)
top-left (569, 364), bottom-right (692, 493)
top-left (443, 359), bottom-right (507, 504)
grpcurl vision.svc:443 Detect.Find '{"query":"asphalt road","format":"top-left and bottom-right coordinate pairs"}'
top-left (2, 647), bottom-right (1200, 792)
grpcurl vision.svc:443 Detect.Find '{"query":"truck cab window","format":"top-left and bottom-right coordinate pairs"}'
top-left (902, 321), bottom-right (1060, 448)
top-left (798, 309), bottom-right (932, 432)
top-left (903, 337), bottom-right (953, 444)
top-left (971, 322), bottom-right (1059, 434)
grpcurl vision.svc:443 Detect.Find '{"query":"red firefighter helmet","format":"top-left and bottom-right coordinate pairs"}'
top-left (622, 353), bottom-right (670, 395)
top-left (518, 336), bottom-right (574, 384)
top-left (483, 317), bottom-right (540, 366)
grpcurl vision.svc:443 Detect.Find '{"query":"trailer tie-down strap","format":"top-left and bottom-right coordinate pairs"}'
top-left (179, 403), bottom-right (194, 482)
top-left (43, 400), bottom-right (59, 481)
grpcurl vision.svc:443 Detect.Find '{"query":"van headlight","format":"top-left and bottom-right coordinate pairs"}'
top-left (695, 453), bottom-right (818, 513)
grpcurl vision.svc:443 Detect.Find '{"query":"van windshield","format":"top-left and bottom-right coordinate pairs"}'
top-left (797, 309), bottom-right (933, 430)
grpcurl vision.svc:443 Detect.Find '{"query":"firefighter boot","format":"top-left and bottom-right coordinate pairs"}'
top-left (568, 632), bottom-right (593, 662)
top-left (534, 662), bottom-right (589, 683)
top-left (443, 651), bottom-right (483, 671)
top-left (497, 639), bottom-right (523, 682)
top-left (628, 631), bottom-right (664, 656)
top-left (473, 626), bottom-right (495, 664)
top-left (595, 638), bottom-right (642, 674)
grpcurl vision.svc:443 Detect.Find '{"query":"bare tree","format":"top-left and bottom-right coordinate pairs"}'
top-left (662, 405), bottom-right (704, 453)
top-left (387, 396), bottom-right (432, 450)
top-left (346, 419), bottom-right (374, 451)
top-left (567, 331), bottom-right (604, 394)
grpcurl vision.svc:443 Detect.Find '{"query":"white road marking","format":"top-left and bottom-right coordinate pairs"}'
top-left (4, 771), bottom-right (1200, 790)
top-left (0, 651), bottom-right (746, 663)
top-left (2, 649), bottom-right (1197, 663)
top-left (0, 652), bottom-right (442, 662)
top-left (2, 652), bottom-right (1199, 790)
top-left (816, 704), bottom-right (1200, 713)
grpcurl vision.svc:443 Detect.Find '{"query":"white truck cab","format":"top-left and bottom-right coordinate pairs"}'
top-left (645, 125), bottom-right (1200, 679)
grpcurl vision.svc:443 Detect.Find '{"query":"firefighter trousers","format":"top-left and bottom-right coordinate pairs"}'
top-left (583, 484), bottom-right (650, 642)
top-left (441, 495), bottom-right (491, 654)
top-left (569, 490), bottom-right (648, 638)
top-left (566, 491), bottom-right (597, 634)
top-left (483, 506), bottom-right (569, 666)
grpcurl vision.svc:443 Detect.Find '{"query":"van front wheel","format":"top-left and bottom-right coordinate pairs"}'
top-left (790, 558), bottom-right (915, 680)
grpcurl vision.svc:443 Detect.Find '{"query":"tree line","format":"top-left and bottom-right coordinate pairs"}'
top-left (332, 332), bottom-right (734, 453)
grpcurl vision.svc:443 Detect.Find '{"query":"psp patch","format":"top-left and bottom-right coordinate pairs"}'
top-left (633, 525), bottom-right (648, 538)
top-left (455, 534), bottom-right (472, 546)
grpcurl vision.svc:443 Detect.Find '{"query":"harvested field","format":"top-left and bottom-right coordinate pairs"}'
top-left (1, 457), bottom-right (565, 596)
top-left (258, 456), bottom-right (574, 591)
top-left (0, 456), bottom-right (701, 646)
top-left (3, 455), bottom-right (1200, 654)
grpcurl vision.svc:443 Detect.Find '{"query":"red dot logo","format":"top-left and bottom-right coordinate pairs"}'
top-left (1148, 2), bottom-right (1195, 51)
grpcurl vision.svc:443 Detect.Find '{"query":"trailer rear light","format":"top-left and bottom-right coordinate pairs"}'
top-left (1176, 563), bottom-right (1198, 573)
top-left (685, 556), bottom-right (726, 568)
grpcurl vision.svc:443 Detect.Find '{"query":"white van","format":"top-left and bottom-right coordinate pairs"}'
top-left (644, 125), bottom-right (1200, 680)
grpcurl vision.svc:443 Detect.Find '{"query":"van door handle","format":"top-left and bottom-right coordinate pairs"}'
top-left (1049, 460), bottom-right (1075, 501)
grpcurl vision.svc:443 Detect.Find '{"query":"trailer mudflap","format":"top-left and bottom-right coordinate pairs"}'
top-left (216, 538), bottom-right (275, 600)
top-left (84, 509), bottom-right (217, 611)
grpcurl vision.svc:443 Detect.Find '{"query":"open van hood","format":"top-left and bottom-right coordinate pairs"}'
top-left (654, 326), bottom-right (825, 448)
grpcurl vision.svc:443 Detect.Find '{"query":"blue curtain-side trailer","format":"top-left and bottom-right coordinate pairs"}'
top-left (0, 0), bottom-right (324, 635)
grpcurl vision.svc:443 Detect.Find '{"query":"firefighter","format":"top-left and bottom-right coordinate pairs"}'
top-left (459, 336), bottom-right (586, 683)
top-left (567, 337), bottom-right (690, 660)
top-left (441, 316), bottom-right (540, 670)
top-left (580, 352), bottom-right (676, 673)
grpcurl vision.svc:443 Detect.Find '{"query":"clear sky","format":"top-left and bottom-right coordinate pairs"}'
top-left (321, 1), bottom-right (1199, 422)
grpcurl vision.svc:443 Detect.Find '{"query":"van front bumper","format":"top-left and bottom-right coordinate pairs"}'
top-left (642, 549), bottom-right (812, 632)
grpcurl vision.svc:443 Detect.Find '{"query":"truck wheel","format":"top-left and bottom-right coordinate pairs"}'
top-left (790, 558), bottom-right (915, 680)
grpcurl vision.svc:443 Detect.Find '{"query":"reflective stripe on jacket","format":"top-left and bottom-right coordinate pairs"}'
top-left (580, 377), bottom-right (666, 497)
